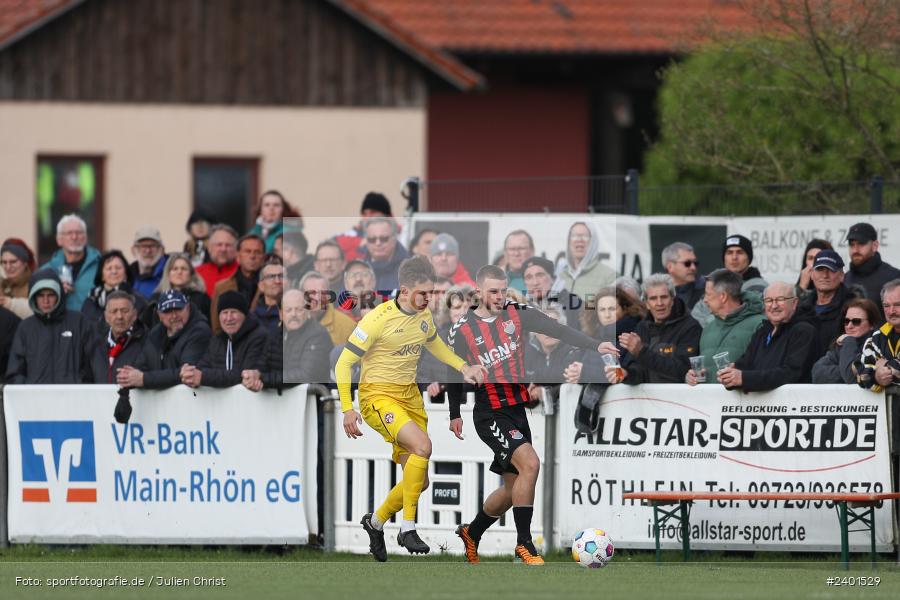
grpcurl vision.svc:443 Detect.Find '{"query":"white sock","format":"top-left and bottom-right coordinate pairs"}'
top-left (400, 520), bottom-right (416, 533)
top-left (370, 513), bottom-right (385, 531)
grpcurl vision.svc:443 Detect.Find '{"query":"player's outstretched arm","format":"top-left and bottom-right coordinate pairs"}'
top-left (522, 306), bottom-right (602, 351)
top-left (335, 346), bottom-right (364, 438)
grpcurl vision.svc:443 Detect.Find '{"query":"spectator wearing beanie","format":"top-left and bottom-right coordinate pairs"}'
top-left (118, 289), bottom-right (211, 389)
top-left (1, 237), bottom-right (36, 319)
top-left (692, 234), bottom-right (768, 327)
top-left (6, 268), bottom-right (92, 384)
top-left (332, 192), bottom-right (395, 262)
top-left (180, 290), bottom-right (268, 388)
top-left (430, 233), bottom-right (474, 286)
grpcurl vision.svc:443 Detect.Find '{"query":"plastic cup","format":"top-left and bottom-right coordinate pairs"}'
top-left (601, 353), bottom-right (625, 381)
top-left (689, 355), bottom-right (706, 382)
top-left (713, 351), bottom-right (731, 372)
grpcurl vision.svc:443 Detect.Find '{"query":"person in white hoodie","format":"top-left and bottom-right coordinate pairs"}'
top-left (552, 221), bottom-right (616, 302)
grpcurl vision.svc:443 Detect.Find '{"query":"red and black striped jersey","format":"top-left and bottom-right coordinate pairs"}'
top-left (446, 300), bottom-right (599, 416)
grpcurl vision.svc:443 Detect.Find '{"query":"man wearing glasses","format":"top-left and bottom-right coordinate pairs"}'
top-left (860, 279), bottom-right (900, 392)
top-left (662, 242), bottom-right (705, 311)
top-left (361, 217), bottom-right (409, 291)
top-left (40, 214), bottom-right (101, 311)
top-left (253, 261), bottom-right (285, 333)
top-left (717, 281), bottom-right (818, 391)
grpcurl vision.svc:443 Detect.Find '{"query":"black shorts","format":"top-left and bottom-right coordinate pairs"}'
top-left (473, 404), bottom-right (533, 475)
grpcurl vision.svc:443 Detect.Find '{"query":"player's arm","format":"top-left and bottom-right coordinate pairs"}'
top-left (336, 318), bottom-right (381, 438)
top-left (425, 329), bottom-right (486, 386)
top-left (521, 305), bottom-right (601, 351)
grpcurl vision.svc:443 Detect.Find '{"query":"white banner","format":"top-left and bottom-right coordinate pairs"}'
top-left (556, 384), bottom-right (894, 552)
top-left (409, 212), bottom-right (900, 285)
top-left (4, 384), bottom-right (316, 544)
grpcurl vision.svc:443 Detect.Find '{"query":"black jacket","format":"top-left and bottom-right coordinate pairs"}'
top-left (136, 308), bottom-right (212, 388)
top-left (811, 334), bottom-right (868, 384)
top-left (6, 270), bottom-right (92, 384)
top-left (0, 306), bottom-right (22, 383)
top-left (676, 277), bottom-right (706, 311)
top-left (733, 319), bottom-right (818, 391)
top-left (262, 319), bottom-right (333, 389)
top-left (794, 283), bottom-right (865, 360)
top-left (142, 289), bottom-right (211, 328)
top-left (845, 252), bottom-right (900, 315)
top-left (88, 320), bottom-right (147, 384)
top-left (525, 337), bottom-right (583, 385)
top-left (199, 317), bottom-right (268, 387)
top-left (624, 298), bottom-right (702, 384)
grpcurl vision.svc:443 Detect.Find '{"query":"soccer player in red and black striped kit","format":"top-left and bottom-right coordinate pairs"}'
top-left (446, 265), bottom-right (605, 565)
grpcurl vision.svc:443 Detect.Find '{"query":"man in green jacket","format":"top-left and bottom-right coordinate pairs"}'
top-left (686, 268), bottom-right (765, 385)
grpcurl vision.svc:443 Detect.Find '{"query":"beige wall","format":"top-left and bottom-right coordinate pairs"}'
top-left (0, 102), bottom-right (425, 258)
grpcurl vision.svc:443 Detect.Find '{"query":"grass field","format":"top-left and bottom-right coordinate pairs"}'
top-left (2, 545), bottom-right (899, 600)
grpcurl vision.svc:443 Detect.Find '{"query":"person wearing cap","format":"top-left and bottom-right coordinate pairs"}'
top-left (179, 290), bottom-right (268, 389)
top-left (183, 208), bottom-right (215, 267)
top-left (552, 221), bottom-right (616, 303)
top-left (117, 289), bottom-right (211, 389)
top-left (333, 192), bottom-right (395, 263)
top-left (716, 281), bottom-right (818, 391)
top-left (1, 237), bottom-right (36, 319)
top-left (87, 290), bottom-right (147, 384)
top-left (129, 225), bottom-right (168, 300)
top-left (210, 233), bottom-right (266, 333)
top-left (522, 255), bottom-right (583, 330)
top-left (196, 224), bottom-right (239, 299)
top-left (6, 268), bottom-right (92, 384)
top-left (81, 250), bottom-right (148, 325)
top-left (691, 234), bottom-right (767, 327)
top-left (503, 230), bottom-right (535, 295)
top-left (39, 214), bottom-right (102, 312)
top-left (430, 233), bottom-right (474, 286)
top-left (794, 249), bottom-right (865, 359)
top-left (844, 222), bottom-right (900, 313)
top-left (361, 216), bottom-right (409, 291)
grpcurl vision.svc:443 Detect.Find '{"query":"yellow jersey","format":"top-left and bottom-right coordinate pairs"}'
top-left (335, 299), bottom-right (467, 411)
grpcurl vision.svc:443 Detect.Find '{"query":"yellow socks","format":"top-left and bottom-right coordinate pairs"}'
top-left (401, 454), bottom-right (429, 521)
top-left (374, 482), bottom-right (404, 527)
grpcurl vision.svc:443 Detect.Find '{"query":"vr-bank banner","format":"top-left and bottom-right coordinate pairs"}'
top-left (4, 385), bottom-right (314, 544)
top-left (557, 384), bottom-right (894, 552)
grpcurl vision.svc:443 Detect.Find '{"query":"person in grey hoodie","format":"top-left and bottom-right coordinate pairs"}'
top-left (552, 220), bottom-right (616, 302)
top-left (6, 268), bottom-right (92, 383)
top-left (692, 234), bottom-right (767, 327)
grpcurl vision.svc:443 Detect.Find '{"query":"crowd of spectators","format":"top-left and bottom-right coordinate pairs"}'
top-left (2, 187), bottom-right (900, 406)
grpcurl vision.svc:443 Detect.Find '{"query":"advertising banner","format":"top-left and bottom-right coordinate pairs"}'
top-left (5, 385), bottom-right (314, 544)
top-left (556, 384), bottom-right (894, 551)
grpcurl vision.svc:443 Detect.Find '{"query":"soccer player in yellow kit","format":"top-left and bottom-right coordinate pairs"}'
top-left (335, 256), bottom-right (486, 561)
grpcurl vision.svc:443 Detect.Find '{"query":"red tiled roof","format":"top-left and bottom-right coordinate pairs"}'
top-left (360, 0), bottom-right (755, 54)
top-left (0, 0), bottom-right (80, 49)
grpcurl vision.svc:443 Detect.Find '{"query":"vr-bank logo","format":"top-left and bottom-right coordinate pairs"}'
top-left (19, 421), bottom-right (97, 503)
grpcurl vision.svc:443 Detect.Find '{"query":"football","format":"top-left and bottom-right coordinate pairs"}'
top-left (571, 528), bottom-right (615, 568)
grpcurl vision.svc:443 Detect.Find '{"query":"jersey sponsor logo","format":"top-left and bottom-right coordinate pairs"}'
top-left (509, 429), bottom-right (524, 440)
top-left (477, 342), bottom-right (519, 367)
top-left (420, 321), bottom-right (428, 333)
top-left (391, 343), bottom-right (423, 357)
top-left (19, 421), bottom-right (97, 503)
top-left (352, 326), bottom-right (369, 342)
top-left (384, 413), bottom-right (394, 424)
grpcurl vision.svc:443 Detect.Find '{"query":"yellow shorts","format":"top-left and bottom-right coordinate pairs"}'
top-left (360, 387), bottom-right (427, 464)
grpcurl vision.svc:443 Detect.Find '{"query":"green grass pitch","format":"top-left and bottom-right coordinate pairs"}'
top-left (1, 546), bottom-right (899, 600)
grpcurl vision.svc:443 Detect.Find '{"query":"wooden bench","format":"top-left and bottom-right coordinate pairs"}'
top-left (622, 491), bottom-right (900, 569)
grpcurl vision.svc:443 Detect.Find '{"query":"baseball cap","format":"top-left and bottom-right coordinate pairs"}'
top-left (134, 225), bottom-right (163, 245)
top-left (158, 290), bottom-right (188, 312)
top-left (846, 223), bottom-right (877, 243)
top-left (812, 249), bottom-right (845, 271)
top-left (521, 256), bottom-right (555, 277)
